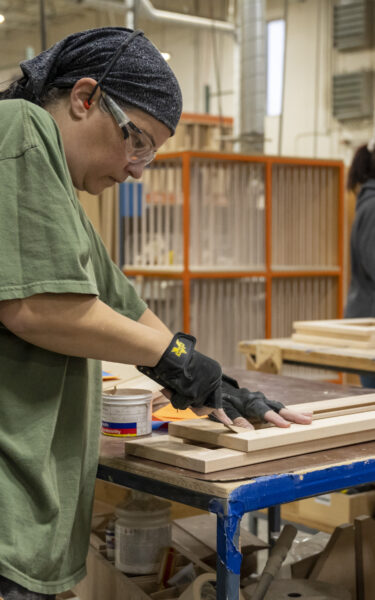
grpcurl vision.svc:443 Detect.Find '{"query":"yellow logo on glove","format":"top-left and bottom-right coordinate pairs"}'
top-left (171, 339), bottom-right (187, 357)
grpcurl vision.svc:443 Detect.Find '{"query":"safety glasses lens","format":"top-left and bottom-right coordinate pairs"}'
top-left (126, 129), bottom-right (155, 164)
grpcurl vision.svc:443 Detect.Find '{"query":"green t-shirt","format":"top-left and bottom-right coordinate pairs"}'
top-left (0, 99), bottom-right (147, 594)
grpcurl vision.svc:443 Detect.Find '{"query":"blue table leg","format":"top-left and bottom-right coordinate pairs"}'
top-left (216, 510), bottom-right (243, 600)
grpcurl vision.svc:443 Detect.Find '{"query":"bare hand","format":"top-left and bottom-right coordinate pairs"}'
top-left (216, 407), bottom-right (313, 430)
top-left (230, 408), bottom-right (313, 429)
top-left (191, 406), bottom-right (234, 427)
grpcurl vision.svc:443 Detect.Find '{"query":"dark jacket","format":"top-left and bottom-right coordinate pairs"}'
top-left (345, 178), bottom-right (375, 317)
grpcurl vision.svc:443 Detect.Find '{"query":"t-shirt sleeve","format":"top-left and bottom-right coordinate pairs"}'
top-left (78, 205), bottom-right (147, 321)
top-left (0, 145), bottom-right (99, 301)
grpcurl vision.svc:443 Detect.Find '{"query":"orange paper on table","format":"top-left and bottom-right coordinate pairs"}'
top-left (152, 402), bottom-right (205, 421)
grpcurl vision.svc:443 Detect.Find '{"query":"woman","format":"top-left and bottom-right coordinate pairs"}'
top-left (0, 27), bottom-right (311, 598)
top-left (345, 140), bottom-right (375, 387)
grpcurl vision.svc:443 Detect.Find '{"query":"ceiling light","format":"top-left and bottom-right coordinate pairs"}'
top-left (161, 52), bottom-right (171, 62)
top-left (0, 15), bottom-right (5, 24)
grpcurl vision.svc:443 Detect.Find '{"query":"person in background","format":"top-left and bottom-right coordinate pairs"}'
top-left (345, 137), bottom-right (375, 387)
top-left (0, 27), bottom-right (311, 599)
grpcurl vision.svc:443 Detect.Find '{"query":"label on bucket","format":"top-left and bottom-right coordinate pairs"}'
top-left (102, 421), bottom-right (137, 436)
top-left (102, 399), bottom-right (151, 437)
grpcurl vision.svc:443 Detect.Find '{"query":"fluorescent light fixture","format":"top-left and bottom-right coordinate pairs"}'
top-left (161, 52), bottom-right (171, 61)
top-left (267, 19), bottom-right (285, 116)
top-left (0, 14), bottom-right (5, 24)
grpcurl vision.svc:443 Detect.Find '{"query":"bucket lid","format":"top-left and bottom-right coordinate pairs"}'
top-left (116, 493), bottom-right (171, 518)
top-left (102, 388), bottom-right (152, 402)
top-left (115, 504), bottom-right (171, 521)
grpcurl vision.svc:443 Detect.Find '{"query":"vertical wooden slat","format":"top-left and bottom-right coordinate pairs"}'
top-left (301, 168), bottom-right (306, 267)
top-left (140, 173), bottom-right (147, 267)
top-left (233, 163), bottom-right (240, 265)
top-left (265, 161), bottom-right (272, 338)
top-left (189, 162), bottom-right (197, 268)
top-left (182, 153), bottom-right (191, 333)
top-left (124, 182), bottom-right (130, 267)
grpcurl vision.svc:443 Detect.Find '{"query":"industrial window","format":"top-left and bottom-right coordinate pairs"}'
top-left (267, 19), bottom-right (285, 117)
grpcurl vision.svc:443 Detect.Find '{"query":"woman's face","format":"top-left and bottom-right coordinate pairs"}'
top-left (52, 80), bottom-right (171, 195)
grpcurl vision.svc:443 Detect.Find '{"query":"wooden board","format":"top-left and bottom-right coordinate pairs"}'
top-left (124, 429), bottom-right (375, 473)
top-left (292, 318), bottom-right (375, 348)
top-left (309, 524), bottom-right (356, 599)
top-left (354, 515), bottom-right (375, 600)
top-left (74, 547), bottom-right (151, 600)
top-left (243, 578), bottom-right (351, 600)
top-left (288, 393), bottom-right (375, 419)
top-left (173, 514), bottom-right (267, 555)
top-left (168, 409), bottom-right (375, 454)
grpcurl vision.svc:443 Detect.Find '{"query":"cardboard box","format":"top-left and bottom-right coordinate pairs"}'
top-left (281, 490), bottom-right (375, 532)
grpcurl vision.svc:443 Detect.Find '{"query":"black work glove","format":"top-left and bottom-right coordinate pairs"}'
top-left (210, 374), bottom-right (285, 423)
top-left (137, 332), bottom-right (222, 410)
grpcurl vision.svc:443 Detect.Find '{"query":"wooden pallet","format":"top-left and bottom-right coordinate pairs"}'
top-left (292, 318), bottom-right (375, 348)
top-left (124, 395), bottom-right (375, 473)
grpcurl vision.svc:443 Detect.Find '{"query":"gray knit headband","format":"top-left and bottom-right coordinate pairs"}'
top-left (19, 27), bottom-right (182, 134)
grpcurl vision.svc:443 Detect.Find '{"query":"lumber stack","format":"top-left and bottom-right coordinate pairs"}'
top-left (292, 318), bottom-right (375, 348)
top-left (124, 394), bottom-right (375, 474)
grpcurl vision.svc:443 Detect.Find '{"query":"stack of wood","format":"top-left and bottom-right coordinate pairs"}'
top-left (292, 318), bottom-right (375, 349)
top-left (124, 394), bottom-right (375, 474)
top-left (160, 113), bottom-right (233, 153)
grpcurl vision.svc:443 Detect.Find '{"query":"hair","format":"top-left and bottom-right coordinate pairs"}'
top-left (0, 78), bottom-right (70, 107)
top-left (347, 144), bottom-right (375, 191)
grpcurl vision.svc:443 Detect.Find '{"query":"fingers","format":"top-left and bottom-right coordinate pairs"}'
top-left (210, 408), bottom-right (234, 426)
top-left (264, 410), bottom-right (291, 428)
top-left (279, 408), bottom-right (313, 425)
top-left (233, 416), bottom-right (254, 430)
top-left (264, 408), bottom-right (313, 428)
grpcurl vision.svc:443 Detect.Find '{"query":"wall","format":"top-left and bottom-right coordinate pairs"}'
top-left (135, 18), bottom-right (235, 115)
top-left (265, 0), bottom-right (375, 163)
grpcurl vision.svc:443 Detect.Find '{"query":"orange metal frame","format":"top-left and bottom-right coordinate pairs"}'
top-left (179, 113), bottom-right (233, 126)
top-left (124, 151), bottom-right (345, 338)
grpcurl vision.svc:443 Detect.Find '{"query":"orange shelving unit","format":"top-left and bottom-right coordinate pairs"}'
top-left (122, 151), bottom-right (344, 368)
top-left (161, 113), bottom-right (234, 153)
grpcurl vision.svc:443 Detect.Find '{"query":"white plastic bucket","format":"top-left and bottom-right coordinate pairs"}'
top-left (115, 494), bottom-right (171, 574)
top-left (102, 388), bottom-right (152, 437)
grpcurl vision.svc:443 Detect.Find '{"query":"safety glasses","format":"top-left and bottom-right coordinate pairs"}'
top-left (100, 91), bottom-right (156, 166)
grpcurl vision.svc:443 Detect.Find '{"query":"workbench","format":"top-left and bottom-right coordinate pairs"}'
top-left (97, 370), bottom-right (375, 600)
top-left (238, 338), bottom-right (375, 375)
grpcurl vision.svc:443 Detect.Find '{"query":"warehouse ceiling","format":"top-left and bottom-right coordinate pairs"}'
top-left (0, 0), bottom-right (234, 33)
top-left (0, 0), bottom-right (84, 31)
